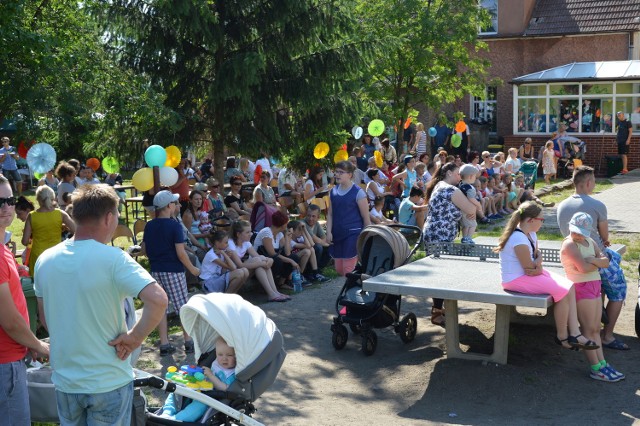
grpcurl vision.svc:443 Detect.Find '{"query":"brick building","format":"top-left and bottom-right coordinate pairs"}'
top-left (466, 0), bottom-right (640, 174)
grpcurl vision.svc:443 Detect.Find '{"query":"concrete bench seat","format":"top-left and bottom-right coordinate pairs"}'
top-left (363, 240), bottom-right (625, 365)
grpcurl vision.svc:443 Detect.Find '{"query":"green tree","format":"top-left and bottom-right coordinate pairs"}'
top-left (96, 0), bottom-right (375, 178)
top-left (357, 0), bottom-right (492, 137)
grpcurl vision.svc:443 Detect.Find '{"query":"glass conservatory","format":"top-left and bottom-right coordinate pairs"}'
top-left (512, 61), bottom-right (640, 134)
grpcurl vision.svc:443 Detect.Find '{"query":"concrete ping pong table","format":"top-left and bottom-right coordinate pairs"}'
top-left (362, 238), bottom-right (626, 365)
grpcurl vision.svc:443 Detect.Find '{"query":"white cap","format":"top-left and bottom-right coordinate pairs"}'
top-left (153, 190), bottom-right (179, 209)
top-left (569, 212), bottom-right (593, 237)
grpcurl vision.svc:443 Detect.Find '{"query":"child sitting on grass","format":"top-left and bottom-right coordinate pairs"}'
top-left (200, 230), bottom-right (249, 294)
top-left (160, 337), bottom-right (237, 421)
top-left (369, 196), bottom-right (395, 225)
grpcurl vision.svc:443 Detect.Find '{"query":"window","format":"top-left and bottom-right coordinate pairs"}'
top-left (514, 81), bottom-right (640, 133)
top-left (471, 86), bottom-right (497, 132)
top-left (479, 0), bottom-right (498, 34)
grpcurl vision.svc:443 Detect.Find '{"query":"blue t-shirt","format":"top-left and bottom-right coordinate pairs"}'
top-left (398, 198), bottom-right (416, 226)
top-left (143, 218), bottom-right (186, 272)
top-left (434, 125), bottom-right (450, 149)
top-left (0, 146), bottom-right (18, 170)
top-left (34, 239), bottom-right (154, 393)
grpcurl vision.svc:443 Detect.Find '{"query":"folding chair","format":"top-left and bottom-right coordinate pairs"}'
top-left (111, 224), bottom-right (135, 247)
top-left (132, 219), bottom-right (147, 245)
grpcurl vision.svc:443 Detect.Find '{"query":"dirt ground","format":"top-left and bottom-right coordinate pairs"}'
top-left (137, 253), bottom-right (640, 426)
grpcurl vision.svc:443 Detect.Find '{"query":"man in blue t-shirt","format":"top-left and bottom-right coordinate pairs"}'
top-left (0, 137), bottom-right (22, 196)
top-left (398, 186), bottom-right (428, 231)
top-left (35, 184), bottom-right (167, 425)
top-left (142, 190), bottom-right (201, 356)
top-left (616, 111), bottom-right (632, 174)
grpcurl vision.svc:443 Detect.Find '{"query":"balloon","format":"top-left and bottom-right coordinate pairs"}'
top-left (34, 172), bottom-right (44, 180)
top-left (164, 145), bottom-right (181, 168)
top-left (334, 149), bottom-right (348, 163)
top-left (26, 143), bottom-right (57, 174)
top-left (428, 127), bottom-right (437, 137)
top-left (86, 158), bottom-right (100, 171)
top-left (451, 134), bottom-right (462, 148)
top-left (404, 117), bottom-right (412, 129)
top-left (352, 126), bottom-right (363, 139)
top-left (374, 151), bottom-right (383, 168)
top-left (144, 145), bottom-right (167, 168)
top-left (368, 119), bottom-right (385, 137)
top-left (102, 156), bottom-right (120, 174)
top-left (455, 120), bottom-right (467, 133)
top-left (313, 142), bottom-right (330, 159)
top-left (132, 167), bottom-right (154, 192)
top-left (159, 166), bottom-right (179, 186)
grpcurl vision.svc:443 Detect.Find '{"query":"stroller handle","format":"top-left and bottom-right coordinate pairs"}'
top-left (134, 376), bottom-right (176, 393)
top-left (386, 224), bottom-right (422, 234)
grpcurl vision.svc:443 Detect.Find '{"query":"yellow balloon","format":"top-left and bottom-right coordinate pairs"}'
top-left (164, 145), bottom-right (182, 168)
top-left (334, 149), bottom-right (348, 163)
top-left (132, 167), bottom-right (154, 192)
top-left (374, 151), bottom-right (383, 168)
top-left (314, 142), bottom-right (330, 159)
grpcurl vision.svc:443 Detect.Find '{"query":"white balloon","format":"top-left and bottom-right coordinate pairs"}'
top-left (159, 166), bottom-right (178, 186)
top-left (352, 126), bottom-right (363, 139)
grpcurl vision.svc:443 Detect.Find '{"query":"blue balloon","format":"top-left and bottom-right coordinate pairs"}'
top-left (428, 127), bottom-right (437, 137)
top-left (145, 145), bottom-right (167, 168)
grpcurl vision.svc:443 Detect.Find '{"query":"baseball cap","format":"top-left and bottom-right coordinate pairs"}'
top-left (568, 212), bottom-right (592, 237)
top-left (403, 155), bottom-right (414, 165)
top-left (153, 190), bottom-right (179, 209)
top-left (193, 182), bottom-right (208, 192)
top-left (459, 164), bottom-right (478, 177)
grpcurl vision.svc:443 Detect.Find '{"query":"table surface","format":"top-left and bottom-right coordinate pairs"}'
top-left (363, 256), bottom-right (557, 308)
top-left (125, 195), bottom-right (143, 202)
top-left (114, 184), bottom-right (135, 190)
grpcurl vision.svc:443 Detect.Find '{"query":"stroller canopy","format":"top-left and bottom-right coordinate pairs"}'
top-left (180, 293), bottom-right (277, 374)
top-left (356, 225), bottom-right (411, 270)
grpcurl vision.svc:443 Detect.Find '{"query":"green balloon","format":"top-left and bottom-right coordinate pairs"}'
top-left (451, 134), bottom-right (462, 148)
top-left (34, 171), bottom-right (44, 180)
top-left (102, 156), bottom-right (120, 174)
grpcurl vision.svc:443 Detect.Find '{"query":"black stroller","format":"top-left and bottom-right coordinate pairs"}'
top-left (135, 293), bottom-right (286, 426)
top-left (330, 224), bottom-right (422, 355)
top-left (558, 137), bottom-right (587, 178)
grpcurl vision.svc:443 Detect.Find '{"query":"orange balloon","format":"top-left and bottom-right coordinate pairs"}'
top-left (455, 120), bottom-right (467, 133)
top-left (86, 158), bottom-right (101, 171)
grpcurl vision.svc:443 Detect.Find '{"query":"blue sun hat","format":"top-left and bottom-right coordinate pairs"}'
top-left (569, 212), bottom-right (593, 237)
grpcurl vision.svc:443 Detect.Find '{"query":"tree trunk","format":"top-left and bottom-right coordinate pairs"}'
top-left (213, 139), bottom-right (225, 185)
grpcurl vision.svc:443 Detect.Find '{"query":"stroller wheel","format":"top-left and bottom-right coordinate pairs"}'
top-left (398, 312), bottom-right (418, 343)
top-left (349, 323), bottom-right (362, 335)
top-left (361, 330), bottom-right (378, 356)
top-left (332, 324), bottom-right (348, 350)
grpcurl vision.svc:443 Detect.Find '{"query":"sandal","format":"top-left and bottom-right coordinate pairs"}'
top-left (602, 338), bottom-right (630, 351)
top-left (554, 336), bottom-right (579, 351)
top-left (568, 334), bottom-right (599, 350)
top-left (431, 307), bottom-right (445, 327)
top-left (268, 295), bottom-right (289, 303)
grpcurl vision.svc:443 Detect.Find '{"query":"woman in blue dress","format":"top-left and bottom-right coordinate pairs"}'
top-left (326, 161), bottom-right (371, 276)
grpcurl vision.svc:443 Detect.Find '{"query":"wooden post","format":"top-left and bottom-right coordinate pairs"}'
top-left (153, 166), bottom-right (160, 193)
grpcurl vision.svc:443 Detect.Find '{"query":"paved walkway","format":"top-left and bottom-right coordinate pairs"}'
top-left (524, 169), bottom-right (640, 234)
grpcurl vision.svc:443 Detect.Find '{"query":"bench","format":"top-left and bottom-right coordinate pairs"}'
top-left (362, 240), bottom-right (626, 365)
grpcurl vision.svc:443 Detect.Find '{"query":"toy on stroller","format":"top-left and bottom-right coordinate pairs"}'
top-left (558, 137), bottom-right (587, 178)
top-left (331, 224), bottom-right (422, 356)
top-left (135, 293), bottom-right (286, 426)
top-left (519, 160), bottom-right (539, 190)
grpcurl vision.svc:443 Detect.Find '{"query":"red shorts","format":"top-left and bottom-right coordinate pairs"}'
top-left (575, 280), bottom-right (601, 301)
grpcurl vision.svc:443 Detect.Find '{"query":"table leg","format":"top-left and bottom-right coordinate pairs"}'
top-left (124, 201), bottom-right (130, 226)
top-left (443, 300), bottom-right (511, 365)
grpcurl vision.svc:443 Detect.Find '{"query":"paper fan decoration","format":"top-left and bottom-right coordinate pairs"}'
top-left (18, 141), bottom-right (29, 159)
top-left (86, 158), bottom-right (101, 171)
top-left (102, 156), bottom-right (120, 174)
top-left (313, 142), bottom-right (330, 159)
top-left (368, 119), bottom-right (385, 137)
top-left (164, 145), bottom-right (181, 168)
top-left (26, 143), bottom-right (57, 174)
top-left (334, 149), bottom-right (348, 163)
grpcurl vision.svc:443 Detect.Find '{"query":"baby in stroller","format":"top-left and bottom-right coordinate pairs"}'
top-left (158, 337), bottom-right (237, 421)
top-left (137, 293), bottom-right (286, 426)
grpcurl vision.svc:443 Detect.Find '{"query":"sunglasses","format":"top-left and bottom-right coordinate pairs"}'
top-left (532, 217), bottom-right (545, 222)
top-left (232, 182), bottom-right (242, 186)
top-left (0, 197), bottom-right (16, 208)
top-left (211, 184), bottom-right (220, 188)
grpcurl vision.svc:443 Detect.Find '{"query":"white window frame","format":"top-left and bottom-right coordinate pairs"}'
top-left (470, 86), bottom-right (497, 133)
top-left (478, 0), bottom-right (498, 35)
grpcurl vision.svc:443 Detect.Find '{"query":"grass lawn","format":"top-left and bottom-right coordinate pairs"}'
top-left (537, 178), bottom-right (613, 205)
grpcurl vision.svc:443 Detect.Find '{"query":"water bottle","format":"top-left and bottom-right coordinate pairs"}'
top-left (292, 270), bottom-right (303, 293)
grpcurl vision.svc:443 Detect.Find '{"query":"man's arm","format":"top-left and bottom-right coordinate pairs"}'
top-left (627, 123), bottom-right (632, 145)
top-left (109, 282), bottom-right (167, 360)
top-left (176, 243), bottom-right (200, 276)
top-left (597, 218), bottom-right (610, 247)
top-left (0, 283), bottom-right (49, 356)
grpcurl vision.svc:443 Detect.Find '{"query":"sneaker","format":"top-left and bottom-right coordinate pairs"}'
top-left (159, 344), bottom-right (176, 357)
top-left (590, 367), bottom-right (622, 382)
top-left (313, 273), bottom-right (331, 283)
top-left (184, 340), bottom-right (195, 354)
top-left (479, 217), bottom-right (491, 224)
top-left (603, 364), bottom-right (625, 380)
top-left (542, 202), bottom-right (555, 207)
top-left (621, 169), bottom-right (629, 174)
top-left (300, 277), bottom-right (313, 287)
top-left (499, 209), bottom-right (510, 215)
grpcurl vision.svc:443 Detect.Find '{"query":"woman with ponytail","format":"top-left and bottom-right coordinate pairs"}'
top-left (422, 162), bottom-right (476, 326)
top-left (495, 201), bottom-right (598, 351)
